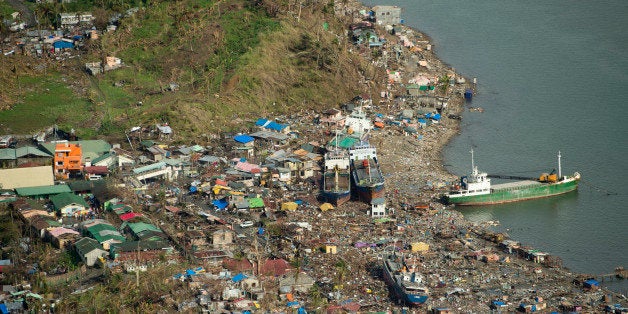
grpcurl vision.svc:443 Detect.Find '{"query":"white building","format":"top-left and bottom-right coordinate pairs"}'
top-left (372, 6), bottom-right (402, 26)
top-left (370, 197), bottom-right (386, 217)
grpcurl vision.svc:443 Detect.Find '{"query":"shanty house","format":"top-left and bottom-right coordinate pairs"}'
top-left (84, 221), bottom-right (125, 250)
top-left (46, 227), bottom-right (81, 249)
top-left (74, 237), bottom-right (107, 267)
top-left (51, 192), bottom-right (89, 217)
top-left (212, 229), bottom-right (234, 250)
top-left (0, 146), bottom-right (52, 168)
top-left (279, 271), bottom-right (315, 294)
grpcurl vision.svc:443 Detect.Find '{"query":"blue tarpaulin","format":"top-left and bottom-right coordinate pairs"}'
top-left (258, 227), bottom-right (265, 235)
top-left (298, 307), bottom-right (307, 314)
top-left (584, 279), bottom-right (600, 287)
top-left (189, 186), bottom-right (198, 193)
top-left (287, 301), bottom-right (299, 307)
top-left (294, 199), bottom-right (303, 205)
top-left (212, 198), bottom-right (229, 210)
top-left (53, 41), bottom-right (74, 49)
top-left (234, 134), bottom-right (254, 143)
top-left (266, 121), bottom-right (287, 131)
top-left (232, 273), bottom-right (247, 282)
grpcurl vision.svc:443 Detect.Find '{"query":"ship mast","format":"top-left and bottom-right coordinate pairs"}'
top-left (334, 165), bottom-right (339, 192)
top-left (557, 151), bottom-right (562, 179)
top-left (470, 149), bottom-right (475, 174)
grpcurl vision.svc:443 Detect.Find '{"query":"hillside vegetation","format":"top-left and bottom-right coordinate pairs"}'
top-left (0, 0), bottom-right (381, 140)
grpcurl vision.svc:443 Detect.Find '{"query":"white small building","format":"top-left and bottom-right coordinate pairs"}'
top-left (59, 12), bottom-right (94, 28)
top-left (372, 5), bottom-right (402, 26)
top-left (370, 197), bottom-right (386, 217)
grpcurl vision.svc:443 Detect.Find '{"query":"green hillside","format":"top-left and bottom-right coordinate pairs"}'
top-left (0, 0), bottom-right (379, 140)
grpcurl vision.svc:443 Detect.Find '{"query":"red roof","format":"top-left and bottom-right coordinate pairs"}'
top-left (222, 257), bottom-right (254, 272)
top-left (119, 212), bottom-right (143, 221)
top-left (260, 258), bottom-right (291, 276)
top-left (165, 206), bottom-right (180, 213)
top-left (85, 166), bottom-right (108, 174)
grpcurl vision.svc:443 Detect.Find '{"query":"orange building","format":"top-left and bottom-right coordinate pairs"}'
top-left (54, 143), bottom-right (83, 179)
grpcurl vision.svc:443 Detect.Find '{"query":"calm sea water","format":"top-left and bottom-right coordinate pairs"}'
top-left (362, 0), bottom-right (628, 292)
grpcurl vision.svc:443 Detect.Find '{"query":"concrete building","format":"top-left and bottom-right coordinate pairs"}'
top-left (372, 5), bottom-right (402, 26)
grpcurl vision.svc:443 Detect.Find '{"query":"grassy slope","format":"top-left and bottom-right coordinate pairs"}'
top-left (0, 0), bottom-right (377, 141)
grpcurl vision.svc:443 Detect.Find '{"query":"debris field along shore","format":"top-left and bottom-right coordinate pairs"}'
top-left (1, 1), bottom-right (626, 313)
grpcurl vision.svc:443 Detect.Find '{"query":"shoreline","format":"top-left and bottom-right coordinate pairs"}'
top-left (318, 0), bottom-right (627, 309)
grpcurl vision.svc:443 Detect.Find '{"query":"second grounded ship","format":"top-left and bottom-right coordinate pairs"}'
top-left (443, 150), bottom-right (580, 206)
top-left (349, 144), bottom-right (385, 204)
top-left (382, 253), bottom-right (429, 306)
top-left (321, 149), bottom-right (351, 206)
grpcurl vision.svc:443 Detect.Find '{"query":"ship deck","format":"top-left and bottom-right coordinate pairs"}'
top-left (353, 159), bottom-right (384, 184)
top-left (492, 180), bottom-right (541, 190)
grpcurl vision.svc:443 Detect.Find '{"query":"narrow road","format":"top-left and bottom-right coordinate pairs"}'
top-left (5, 0), bottom-right (36, 27)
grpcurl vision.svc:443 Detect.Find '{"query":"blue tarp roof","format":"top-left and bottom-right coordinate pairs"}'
top-left (0, 303), bottom-right (7, 314)
top-left (234, 134), bottom-right (254, 143)
top-left (294, 199), bottom-right (303, 205)
top-left (287, 301), bottom-right (299, 307)
top-left (266, 121), bottom-right (287, 131)
top-left (255, 118), bottom-right (268, 126)
top-left (212, 198), bottom-right (229, 210)
top-left (232, 273), bottom-right (247, 282)
top-left (584, 279), bottom-right (600, 286)
top-left (53, 40), bottom-right (74, 49)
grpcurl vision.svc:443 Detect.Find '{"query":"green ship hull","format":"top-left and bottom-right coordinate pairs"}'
top-left (444, 177), bottom-right (579, 206)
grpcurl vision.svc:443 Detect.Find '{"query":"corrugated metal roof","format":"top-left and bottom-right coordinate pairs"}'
top-left (75, 237), bottom-right (104, 254)
top-left (15, 184), bottom-right (71, 197)
top-left (0, 149), bottom-right (16, 160)
top-left (51, 192), bottom-right (88, 209)
top-left (132, 161), bottom-right (166, 174)
top-left (15, 146), bottom-right (52, 158)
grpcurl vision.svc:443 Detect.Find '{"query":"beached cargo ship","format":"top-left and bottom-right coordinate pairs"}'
top-left (321, 149), bottom-right (351, 206)
top-left (443, 151), bottom-right (580, 206)
top-left (382, 253), bottom-right (429, 306)
top-left (349, 144), bottom-right (384, 204)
